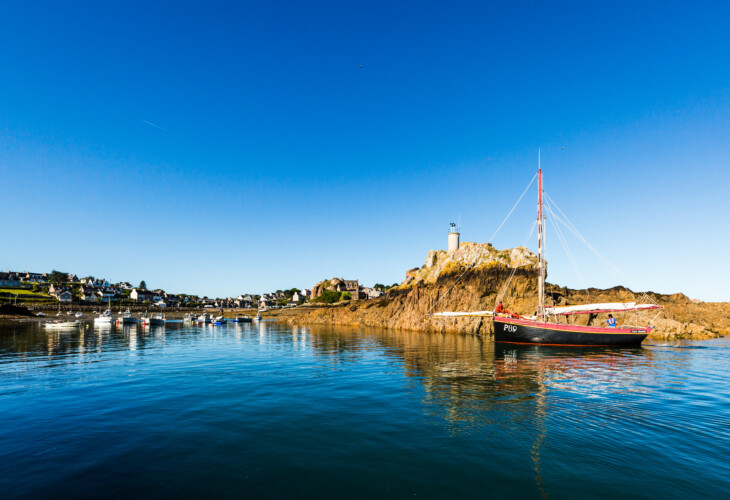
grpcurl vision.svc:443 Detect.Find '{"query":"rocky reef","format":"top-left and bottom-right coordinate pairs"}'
top-left (288, 243), bottom-right (730, 340)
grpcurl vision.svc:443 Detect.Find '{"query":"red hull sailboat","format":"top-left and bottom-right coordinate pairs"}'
top-left (435, 155), bottom-right (661, 346)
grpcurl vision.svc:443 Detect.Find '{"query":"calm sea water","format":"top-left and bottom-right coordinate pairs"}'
top-left (0, 320), bottom-right (728, 499)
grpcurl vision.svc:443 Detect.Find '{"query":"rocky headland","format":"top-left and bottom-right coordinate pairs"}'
top-left (289, 242), bottom-right (730, 340)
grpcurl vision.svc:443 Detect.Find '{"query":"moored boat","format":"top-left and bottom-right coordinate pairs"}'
top-left (94, 308), bottom-right (113, 325)
top-left (434, 155), bottom-right (662, 346)
top-left (493, 316), bottom-right (651, 346)
top-left (195, 313), bottom-right (211, 323)
top-left (231, 315), bottom-right (252, 323)
top-left (44, 320), bottom-right (81, 329)
top-left (150, 314), bottom-right (165, 325)
top-left (118, 309), bottom-right (138, 324)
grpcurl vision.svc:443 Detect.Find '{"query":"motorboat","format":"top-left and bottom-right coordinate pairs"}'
top-left (211, 315), bottom-right (227, 325)
top-left (44, 320), bottom-right (81, 329)
top-left (94, 309), bottom-right (113, 325)
top-left (36, 312), bottom-right (46, 317)
top-left (118, 309), bottom-right (138, 324)
top-left (183, 313), bottom-right (195, 322)
top-left (230, 315), bottom-right (252, 323)
top-left (75, 312), bottom-right (83, 318)
top-left (150, 314), bottom-right (166, 326)
top-left (195, 313), bottom-right (211, 324)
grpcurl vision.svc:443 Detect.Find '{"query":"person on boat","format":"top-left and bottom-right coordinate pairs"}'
top-left (606, 314), bottom-right (617, 328)
top-left (495, 301), bottom-right (520, 318)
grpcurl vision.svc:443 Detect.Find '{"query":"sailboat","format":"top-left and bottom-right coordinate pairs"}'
top-left (435, 159), bottom-right (661, 346)
top-left (94, 308), bottom-right (113, 325)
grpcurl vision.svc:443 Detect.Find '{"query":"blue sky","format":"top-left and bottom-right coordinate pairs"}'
top-left (1, 1), bottom-right (729, 300)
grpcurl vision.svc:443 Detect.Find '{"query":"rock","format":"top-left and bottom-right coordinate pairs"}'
top-left (291, 245), bottom-right (730, 341)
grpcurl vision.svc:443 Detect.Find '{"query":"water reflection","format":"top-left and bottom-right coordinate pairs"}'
top-left (0, 319), bottom-right (727, 498)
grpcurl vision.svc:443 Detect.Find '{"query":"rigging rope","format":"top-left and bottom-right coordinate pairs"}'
top-left (543, 192), bottom-right (659, 308)
top-left (543, 198), bottom-right (591, 298)
top-left (495, 218), bottom-right (538, 305)
top-left (425, 172), bottom-right (538, 316)
top-left (486, 172), bottom-right (538, 244)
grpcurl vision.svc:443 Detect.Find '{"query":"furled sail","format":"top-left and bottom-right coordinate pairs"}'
top-left (432, 310), bottom-right (494, 318)
top-left (545, 302), bottom-right (662, 316)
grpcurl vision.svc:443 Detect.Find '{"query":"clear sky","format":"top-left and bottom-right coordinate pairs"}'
top-left (2, 1), bottom-right (728, 301)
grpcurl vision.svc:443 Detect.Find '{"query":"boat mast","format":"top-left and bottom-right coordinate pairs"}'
top-left (537, 150), bottom-right (545, 321)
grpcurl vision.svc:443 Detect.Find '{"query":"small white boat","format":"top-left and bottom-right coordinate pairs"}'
top-left (196, 313), bottom-right (211, 324)
top-left (94, 309), bottom-right (113, 325)
top-left (75, 312), bottom-right (83, 318)
top-left (183, 313), bottom-right (195, 322)
top-left (37, 312), bottom-right (46, 317)
top-left (44, 320), bottom-right (81, 329)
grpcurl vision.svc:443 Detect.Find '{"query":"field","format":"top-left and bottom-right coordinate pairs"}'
top-left (0, 288), bottom-right (55, 303)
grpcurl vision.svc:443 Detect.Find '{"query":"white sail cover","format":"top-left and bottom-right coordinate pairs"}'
top-left (432, 310), bottom-right (494, 318)
top-left (545, 302), bottom-right (662, 316)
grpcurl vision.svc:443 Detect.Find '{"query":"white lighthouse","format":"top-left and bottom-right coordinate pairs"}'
top-left (447, 222), bottom-right (460, 253)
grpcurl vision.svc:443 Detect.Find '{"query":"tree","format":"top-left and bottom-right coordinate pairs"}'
top-left (48, 270), bottom-right (69, 284)
top-left (32, 283), bottom-right (40, 293)
top-left (139, 280), bottom-right (147, 290)
top-left (311, 290), bottom-right (342, 304)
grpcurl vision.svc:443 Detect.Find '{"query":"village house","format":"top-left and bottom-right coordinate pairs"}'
top-left (96, 289), bottom-right (117, 303)
top-left (163, 292), bottom-right (180, 306)
top-left (235, 294), bottom-right (255, 308)
top-left (23, 272), bottom-right (48, 283)
top-left (0, 272), bottom-right (22, 288)
top-left (80, 287), bottom-right (99, 303)
top-left (259, 294), bottom-right (277, 308)
top-left (49, 286), bottom-right (72, 302)
top-left (115, 282), bottom-right (133, 290)
top-left (130, 288), bottom-right (155, 302)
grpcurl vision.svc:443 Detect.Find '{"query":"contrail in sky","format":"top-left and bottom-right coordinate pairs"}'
top-left (142, 119), bottom-right (166, 131)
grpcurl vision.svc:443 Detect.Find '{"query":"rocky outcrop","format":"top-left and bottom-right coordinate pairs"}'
top-left (402, 242), bottom-right (537, 287)
top-left (289, 243), bottom-right (730, 340)
top-left (311, 278), bottom-right (346, 299)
